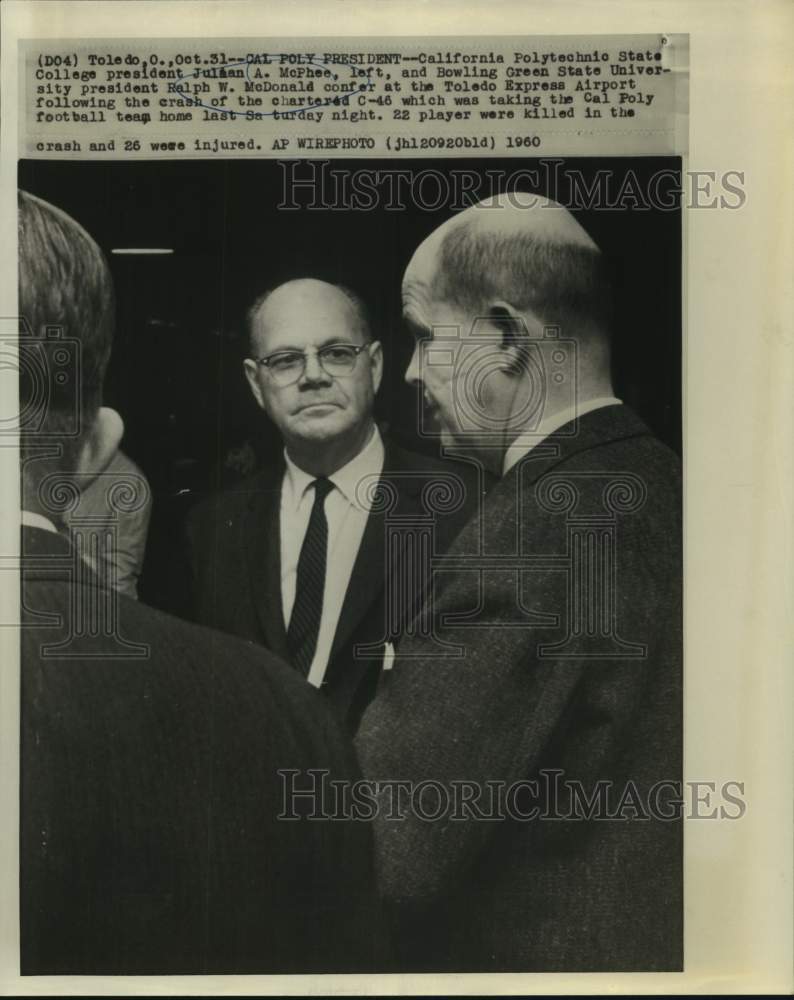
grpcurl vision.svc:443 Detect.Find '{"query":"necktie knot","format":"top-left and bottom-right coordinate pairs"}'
top-left (311, 477), bottom-right (334, 502)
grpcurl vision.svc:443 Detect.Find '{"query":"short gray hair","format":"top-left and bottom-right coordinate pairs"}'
top-left (432, 218), bottom-right (612, 339)
top-left (18, 190), bottom-right (115, 468)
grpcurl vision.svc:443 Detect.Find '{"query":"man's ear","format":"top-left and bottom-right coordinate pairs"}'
top-left (368, 340), bottom-right (384, 395)
top-left (243, 358), bottom-right (266, 409)
top-left (487, 301), bottom-right (531, 374)
top-left (75, 406), bottom-right (124, 485)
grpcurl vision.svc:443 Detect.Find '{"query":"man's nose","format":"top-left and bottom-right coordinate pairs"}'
top-left (404, 343), bottom-right (422, 387)
top-left (300, 350), bottom-right (331, 385)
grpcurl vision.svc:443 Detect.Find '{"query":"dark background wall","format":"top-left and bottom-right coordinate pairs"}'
top-left (18, 157), bottom-right (681, 609)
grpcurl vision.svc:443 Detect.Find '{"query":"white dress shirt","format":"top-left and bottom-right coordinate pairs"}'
top-left (502, 397), bottom-right (623, 476)
top-left (21, 510), bottom-right (58, 534)
top-left (280, 426), bottom-right (385, 688)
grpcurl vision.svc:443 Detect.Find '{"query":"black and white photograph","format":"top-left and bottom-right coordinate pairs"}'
top-left (17, 155), bottom-right (683, 974)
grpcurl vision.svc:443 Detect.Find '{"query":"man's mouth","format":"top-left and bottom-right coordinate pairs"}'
top-left (422, 398), bottom-right (442, 431)
top-left (295, 402), bottom-right (341, 414)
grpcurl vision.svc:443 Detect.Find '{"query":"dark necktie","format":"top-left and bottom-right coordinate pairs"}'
top-left (286, 477), bottom-right (334, 676)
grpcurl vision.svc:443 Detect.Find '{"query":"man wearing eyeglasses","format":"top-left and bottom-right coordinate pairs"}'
top-left (186, 278), bottom-right (483, 732)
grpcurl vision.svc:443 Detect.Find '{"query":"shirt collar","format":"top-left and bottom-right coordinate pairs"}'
top-left (21, 509), bottom-right (59, 534)
top-left (502, 397), bottom-right (622, 476)
top-left (283, 425), bottom-right (385, 513)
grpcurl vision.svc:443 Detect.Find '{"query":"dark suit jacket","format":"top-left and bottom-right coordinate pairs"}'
top-left (356, 406), bottom-right (683, 972)
top-left (186, 440), bottom-right (487, 732)
top-left (21, 524), bottom-right (386, 975)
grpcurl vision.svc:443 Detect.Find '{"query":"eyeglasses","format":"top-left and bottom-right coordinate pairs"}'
top-left (251, 343), bottom-right (370, 387)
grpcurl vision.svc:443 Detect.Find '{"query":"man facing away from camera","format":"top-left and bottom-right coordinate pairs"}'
top-left (18, 191), bottom-right (385, 975)
top-left (187, 278), bottom-right (484, 733)
top-left (356, 193), bottom-right (683, 972)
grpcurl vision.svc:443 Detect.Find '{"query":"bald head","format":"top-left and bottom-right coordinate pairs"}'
top-left (401, 194), bottom-right (615, 465)
top-left (409, 194), bottom-right (596, 277)
top-left (404, 194), bottom-right (610, 341)
top-left (248, 279), bottom-right (371, 357)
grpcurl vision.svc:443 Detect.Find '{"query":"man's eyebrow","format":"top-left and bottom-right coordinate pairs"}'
top-left (265, 335), bottom-right (359, 354)
top-left (316, 335), bottom-right (361, 348)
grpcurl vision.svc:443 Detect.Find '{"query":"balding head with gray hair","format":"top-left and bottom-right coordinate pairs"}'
top-left (408, 194), bottom-right (611, 342)
top-left (402, 194), bottom-right (615, 468)
top-left (246, 278), bottom-right (372, 357)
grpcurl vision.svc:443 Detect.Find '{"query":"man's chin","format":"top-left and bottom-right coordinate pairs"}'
top-left (289, 410), bottom-right (348, 440)
top-left (438, 424), bottom-right (489, 457)
top-left (433, 415), bottom-right (463, 449)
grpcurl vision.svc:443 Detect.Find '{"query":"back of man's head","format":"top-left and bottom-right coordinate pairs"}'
top-left (432, 194), bottom-right (612, 343)
top-left (18, 191), bottom-right (116, 501)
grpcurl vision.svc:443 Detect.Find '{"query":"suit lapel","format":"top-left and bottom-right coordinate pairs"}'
top-left (243, 470), bottom-right (291, 662)
top-left (329, 444), bottom-right (424, 663)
